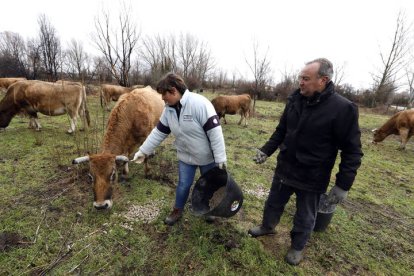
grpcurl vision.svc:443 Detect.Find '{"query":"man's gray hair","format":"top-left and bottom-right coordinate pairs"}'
top-left (306, 58), bottom-right (333, 80)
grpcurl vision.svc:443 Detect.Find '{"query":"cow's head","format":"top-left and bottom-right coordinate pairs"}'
top-left (0, 108), bottom-right (16, 128)
top-left (72, 153), bottom-right (129, 210)
top-left (371, 128), bottom-right (385, 143)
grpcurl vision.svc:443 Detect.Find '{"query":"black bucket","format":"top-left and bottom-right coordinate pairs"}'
top-left (191, 167), bottom-right (243, 218)
top-left (314, 193), bottom-right (336, 232)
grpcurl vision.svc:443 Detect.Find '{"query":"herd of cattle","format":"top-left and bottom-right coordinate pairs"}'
top-left (1, 76), bottom-right (414, 209)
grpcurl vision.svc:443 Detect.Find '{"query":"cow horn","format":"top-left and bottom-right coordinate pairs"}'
top-left (72, 156), bottom-right (90, 164)
top-left (371, 128), bottom-right (377, 133)
top-left (115, 155), bottom-right (129, 163)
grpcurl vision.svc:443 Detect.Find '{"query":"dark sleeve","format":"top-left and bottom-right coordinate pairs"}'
top-left (334, 103), bottom-right (363, 191)
top-left (260, 103), bottom-right (288, 157)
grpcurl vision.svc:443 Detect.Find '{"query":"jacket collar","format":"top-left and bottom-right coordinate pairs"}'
top-left (179, 89), bottom-right (190, 106)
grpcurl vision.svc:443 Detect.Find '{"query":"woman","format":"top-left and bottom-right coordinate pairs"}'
top-left (132, 73), bottom-right (227, 225)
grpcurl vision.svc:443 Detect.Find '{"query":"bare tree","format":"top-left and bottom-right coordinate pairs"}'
top-left (245, 40), bottom-right (272, 113)
top-left (65, 39), bottom-right (89, 81)
top-left (333, 62), bottom-right (346, 87)
top-left (140, 34), bottom-right (176, 84)
top-left (274, 68), bottom-right (298, 102)
top-left (91, 56), bottom-right (112, 83)
top-left (26, 38), bottom-right (41, 80)
top-left (177, 33), bottom-right (199, 79)
top-left (372, 11), bottom-right (411, 106)
top-left (0, 31), bottom-right (28, 77)
top-left (93, 3), bottom-right (140, 87)
top-left (192, 42), bottom-right (215, 88)
top-left (38, 14), bottom-right (61, 81)
top-left (406, 70), bottom-right (414, 108)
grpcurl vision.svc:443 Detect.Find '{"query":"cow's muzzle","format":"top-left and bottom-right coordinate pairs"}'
top-left (93, 199), bottom-right (113, 210)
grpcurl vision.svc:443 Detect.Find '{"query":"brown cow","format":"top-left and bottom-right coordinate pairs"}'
top-left (372, 109), bottom-right (414, 149)
top-left (0, 77), bottom-right (26, 91)
top-left (100, 84), bottom-right (136, 111)
top-left (0, 80), bottom-right (90, 133)
top-left (72, 86), bottom-right (164, 210)
top-left (211, 94), bottom-right (251, 126)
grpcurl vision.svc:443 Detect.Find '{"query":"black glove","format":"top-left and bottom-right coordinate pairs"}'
top-left (253, 149), bottom-right (268, 164)
top-left (327, 185), bottom-right (348, 204)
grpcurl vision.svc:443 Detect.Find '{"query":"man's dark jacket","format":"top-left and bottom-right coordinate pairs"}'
top-left (260, 82), bottom-right (363, 193)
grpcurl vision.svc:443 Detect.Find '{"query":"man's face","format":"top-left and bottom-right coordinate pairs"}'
top-left (298, 62), bottom-right (328, 97)
top-left (161, 87), bottom-right (181, 106)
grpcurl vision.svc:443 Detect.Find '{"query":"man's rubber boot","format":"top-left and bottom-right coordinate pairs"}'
top-left (285, 247), bottom-right (303, 266)
top-left (248, 226), bottom-right (276, 237)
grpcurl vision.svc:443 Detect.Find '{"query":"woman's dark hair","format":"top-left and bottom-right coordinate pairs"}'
top-left (156, 73), bottom-right (188, 95)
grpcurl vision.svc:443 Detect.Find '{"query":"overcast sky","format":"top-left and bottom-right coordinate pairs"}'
top-left (1, 0), bottom-right (413, 89)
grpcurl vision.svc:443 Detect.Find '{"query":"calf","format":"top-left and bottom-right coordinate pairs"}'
top-left (372, 109), bottom-right (414, 149)
top-left (211, 94), bottom-right (251, 126)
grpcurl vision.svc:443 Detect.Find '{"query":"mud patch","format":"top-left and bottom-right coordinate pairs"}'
top-left (0, 232), bottom-right (31, 251)
top-left (147, 159), bottom-right (176, 188)
top-left (210, 229), bottom-right (242, 251)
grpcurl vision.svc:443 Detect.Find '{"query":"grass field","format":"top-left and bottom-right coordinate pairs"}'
top-left (0, 90), bottom-right (413, 275)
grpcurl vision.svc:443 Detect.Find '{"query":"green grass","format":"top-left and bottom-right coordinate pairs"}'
top-left (0, 90), bottom-right (413, 275)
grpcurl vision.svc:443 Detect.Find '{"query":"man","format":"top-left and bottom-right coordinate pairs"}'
top-left (249, 58), bottom-right (363, 265)
top-left (132, 73), bottom-right (227, 226)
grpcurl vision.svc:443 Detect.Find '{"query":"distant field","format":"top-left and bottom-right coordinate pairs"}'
top-left (0, 90), bottom-right (413, 275)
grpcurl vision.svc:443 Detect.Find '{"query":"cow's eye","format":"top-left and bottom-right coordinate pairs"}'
top-left (109, 169), bottom-right (116, 182)
top-left (88, 173), bottom-right (94, 183)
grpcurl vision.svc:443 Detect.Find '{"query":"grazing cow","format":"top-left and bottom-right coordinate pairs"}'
top-left (372, 109), bottom-right (414, 149)
top-left (100, 84), bottom-right (136, 111)
top-left (0, 77), bottom-right (26, 91)
top-left (211, 94), bottom-right (251, 126)
top-left (72, 86), bottom-right (164, 210)
top-left (0, 80), bottom-right (90, 133)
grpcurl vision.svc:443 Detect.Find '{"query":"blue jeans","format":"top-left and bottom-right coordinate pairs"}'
top-left (175, 161), bottom-right (217, 209)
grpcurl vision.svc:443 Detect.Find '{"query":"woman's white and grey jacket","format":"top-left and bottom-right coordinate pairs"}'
top-left (139, 90), bottom-right (227, 165)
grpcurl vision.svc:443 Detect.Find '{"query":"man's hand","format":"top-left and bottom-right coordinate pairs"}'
top-left (253, 149), bottom-right (268, 164)
top-left (218, 162), bottom-right (227, 170)
top-left (327, 185), bottom-right (348, 204)
top-left (131, 150), bottom-right (146, 164)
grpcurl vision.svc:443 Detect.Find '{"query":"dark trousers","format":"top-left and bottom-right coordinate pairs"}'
top-left (262, 175), bottom-right (321, 250)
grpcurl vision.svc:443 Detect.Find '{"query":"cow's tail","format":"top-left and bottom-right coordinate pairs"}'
top-left (82, 85), bottom-right (91, 126)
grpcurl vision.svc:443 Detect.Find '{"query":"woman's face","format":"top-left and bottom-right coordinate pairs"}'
top-left (162, 87), bottom-right (181, 106)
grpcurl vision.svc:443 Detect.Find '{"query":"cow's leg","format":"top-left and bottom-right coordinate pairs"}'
top-left (68, 114), bottom-right (78, 134)
top-left (238, 110), bottom-right (248, 126)
top-left (78, 108), bottom-right (88, 131)
top-left (29, 117), bottom-right (41, 130)
top-left (238, 113), bottom-right (243, 125)
top-left (28, 114), bottom-right (41, 131)
top-left (223, 114), bottom-right (227, 124)
top-left (399, 128), bottom-right (409, 150)
top-left (28, 117), bottom-right (36, 129)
